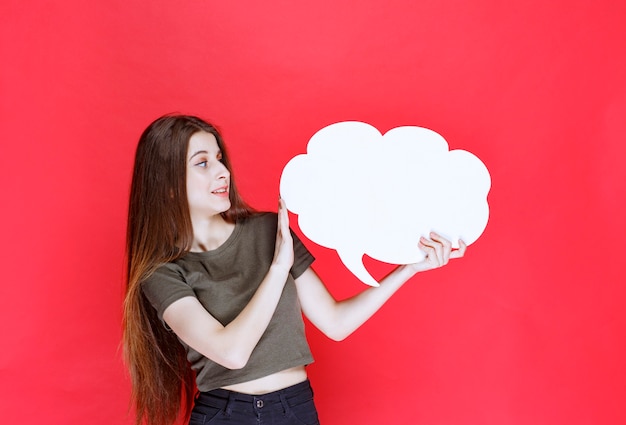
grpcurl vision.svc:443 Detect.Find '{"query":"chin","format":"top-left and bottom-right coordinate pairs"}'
top-left (219, 201), bottom-right (232, 213)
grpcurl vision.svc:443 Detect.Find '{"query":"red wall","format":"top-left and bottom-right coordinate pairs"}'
top-left (1, 1), bottom-right (625, 424)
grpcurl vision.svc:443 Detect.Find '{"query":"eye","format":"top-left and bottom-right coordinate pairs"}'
top-left (217, 152), bottom-right (224, 162)
top-left (195, 160), bottom-right (208, 168)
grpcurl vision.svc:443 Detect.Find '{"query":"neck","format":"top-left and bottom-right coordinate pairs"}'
top-left (190, 214), bottom-right (236, 252)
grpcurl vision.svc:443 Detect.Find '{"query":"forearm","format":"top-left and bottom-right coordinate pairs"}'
top-left (165, 264), bottom-right (290, 369)
top-left (214, 204), bottom-right (295, 367)
top-left (324, 265), bottom-right (418, 341)
top-left (299, 233), bottom-right (465, 342)
top-left (215, 265), bottom-right (290, 367)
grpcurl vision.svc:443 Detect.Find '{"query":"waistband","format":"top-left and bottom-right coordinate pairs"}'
top-left (196, 379), bottom-right (313, 412)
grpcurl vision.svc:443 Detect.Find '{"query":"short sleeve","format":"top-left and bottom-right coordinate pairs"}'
top-left (141, 262), bottom-right (196, 321)
top-left (290, 230), bottom-right (315, 279)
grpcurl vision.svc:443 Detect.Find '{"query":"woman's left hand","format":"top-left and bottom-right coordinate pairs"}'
top-left (408, 232), bottom-right (467, 273)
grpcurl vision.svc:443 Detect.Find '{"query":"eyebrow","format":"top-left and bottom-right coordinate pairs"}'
top-left (188, 150), bottom-right (207, 161)
top-left (188, 149), bottom-right (222, 161)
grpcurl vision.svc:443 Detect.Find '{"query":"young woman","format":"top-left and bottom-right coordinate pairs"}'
top-left (123, 115), bottom-right (466, 425)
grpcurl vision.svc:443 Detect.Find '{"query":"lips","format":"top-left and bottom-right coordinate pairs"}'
top-left (211, 186), bottom-right (229, 195)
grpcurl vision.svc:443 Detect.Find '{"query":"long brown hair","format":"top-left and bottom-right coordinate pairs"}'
top-left (122, 115), bottom-right (254, 425)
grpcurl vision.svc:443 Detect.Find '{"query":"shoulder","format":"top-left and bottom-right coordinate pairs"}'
top-left (239, 211), bottom-right (277, 231)
top-left (141, 261), bottom-right (195, 319)
top-left (243, 211), bottom-right (277, 223)
top-left (142, 262), bottom-right (187, 287)
top-left (232, 212), bottom-right (278, 250)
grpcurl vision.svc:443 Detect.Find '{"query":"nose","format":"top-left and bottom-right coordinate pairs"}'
top-left (215, 161), bottom-right (230, 180)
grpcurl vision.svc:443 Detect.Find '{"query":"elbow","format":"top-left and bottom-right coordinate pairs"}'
top-left (329, 334), bottom-right (348, 342)
top-left (316, 317), bottom-right (354, 341)
top-left (222, 360), bottom-right (247, 370)
top-left (325, 327), bottom-right (352, 342)
top-left (218, 358), bottom-right (248, 370)
top-left (218, 352), bottom-right (250, 370)
top-left (206, 348), bottom-right (251, 370)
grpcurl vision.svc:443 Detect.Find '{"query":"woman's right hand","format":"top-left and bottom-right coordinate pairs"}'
top-left (271, 199), bottom-right (294, 273)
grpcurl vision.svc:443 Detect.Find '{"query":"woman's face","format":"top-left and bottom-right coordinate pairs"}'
top-left (186, 131), bottom-right (231, 220)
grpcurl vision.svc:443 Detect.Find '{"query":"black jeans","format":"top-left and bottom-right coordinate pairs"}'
top-left (189, 379), bottom-right (320, 425)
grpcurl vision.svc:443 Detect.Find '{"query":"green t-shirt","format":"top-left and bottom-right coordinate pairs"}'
top-left (141, 212), bottom-right (315, 392)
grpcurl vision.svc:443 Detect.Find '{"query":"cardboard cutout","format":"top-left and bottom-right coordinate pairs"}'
top-left (280, 121), bottom-right (491, 286)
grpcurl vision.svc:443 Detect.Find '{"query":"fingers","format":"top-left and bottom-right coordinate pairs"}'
top-left (429, 232), bottom-right (452, 264)
top-left (419, 232), bottom-right (447, 267)
top-left (277, 198), bottom-right (291, 240)
top-left (273, 198), bottom-right (294, 270)
top-left (450, 239), bottom-right (467, 259)
top-left (419, 232), bottom-right (466, 268)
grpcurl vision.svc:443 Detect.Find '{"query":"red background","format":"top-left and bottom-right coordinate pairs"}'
top-left (1, 1), bottom-right (625, 424)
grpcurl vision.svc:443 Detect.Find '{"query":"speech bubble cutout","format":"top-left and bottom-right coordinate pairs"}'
top-left (280, 121), bottom-right (491, 287)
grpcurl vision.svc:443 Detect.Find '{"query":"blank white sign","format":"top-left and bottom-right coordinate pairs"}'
top-left (280, 121), bottom-right (491, 286)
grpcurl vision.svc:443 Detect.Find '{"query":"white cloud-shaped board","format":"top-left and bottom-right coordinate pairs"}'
top-left (280, 121), bottom-right (491, 286)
